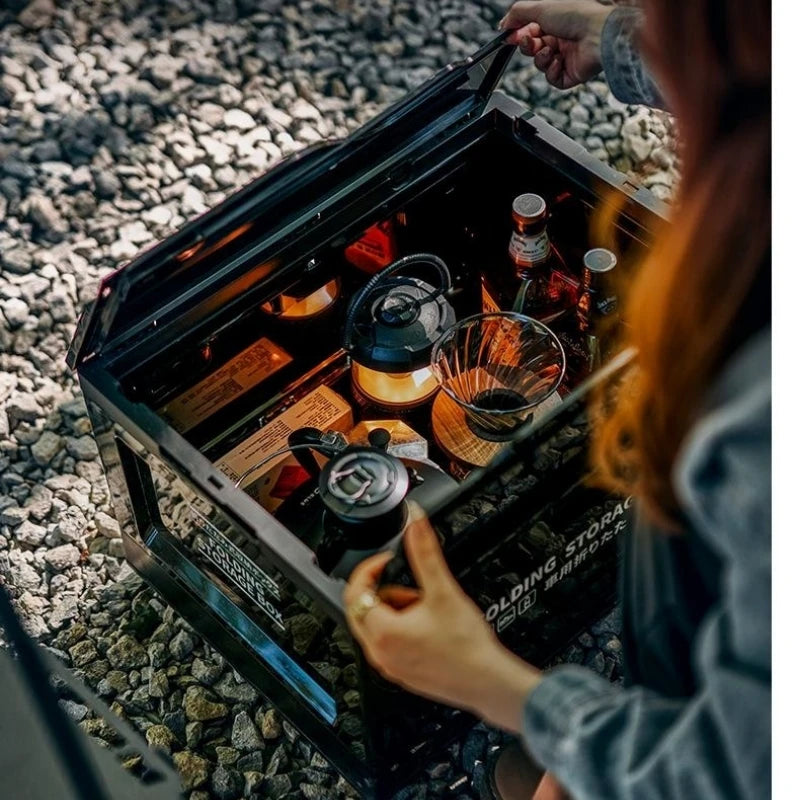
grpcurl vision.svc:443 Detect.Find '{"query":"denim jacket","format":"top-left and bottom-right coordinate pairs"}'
top-left (600, 5), bottom-right (666, 110)
top-left (523, 322), bottom-right (771, 800)
top-left (521, 14), bottom-right (771, 791)
top-left (522, 327), bottom-right (771, 799)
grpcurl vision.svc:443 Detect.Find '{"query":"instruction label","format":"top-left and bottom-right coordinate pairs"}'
top-left (160, 338), bottom-right (292, 434)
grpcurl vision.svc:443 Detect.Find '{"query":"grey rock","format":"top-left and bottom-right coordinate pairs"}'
top-left (16, 520), bottom-right (48, 547)
top-left (1, 298), bottom-right (29, 328)
top-left (65, 435), bottom-right (98, 461)
top-left (58, 699), bottom-right (89, 722)
top-left (168, 630), bottom-right (195, 660)
top-left (6, 394), bottom-right (41, 426)
top-left (1, 505), bottom-right (27, 526)
top-left (1, 248), bottom-right (33, 275)
top-left (185, 720), bottom-right (203, 748)
top-left (44, 543), bottom-right (81, 570)
top-left (94, 510), bottom-right (120, 538)
top-left (31, 430), bottom-right (64, 466)
top-left (214, 671), bottom-right (258, 704)
top-left (191, 657), bottom-right (225, 686)
top-left (210, 765), bottom-right (244, 800)
top-left (237, 751), bottom-right (263, 773)
top-left (286, 613), bottom-right (321, 656)
top-left (264, 742), bottom-right (289, 776)
top-left (262, 774), bottom-right (292, 797)
top-left (94, 171), bottom-right (121, 199)
top-left (25, 194), bottom-right (69, 242)
top-left (48, 595), bottom-right (79, 627)
top-left (231, 711), bottom-right (264, 752)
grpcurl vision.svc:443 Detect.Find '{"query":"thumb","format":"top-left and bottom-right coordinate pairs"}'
top-left (403, 501), bottom-right (458, 596)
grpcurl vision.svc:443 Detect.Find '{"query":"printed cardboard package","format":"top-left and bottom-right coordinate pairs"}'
top-left (159, 337), bottom-right (292, 434)
top-left (214, 385), bottom-right (353, 513)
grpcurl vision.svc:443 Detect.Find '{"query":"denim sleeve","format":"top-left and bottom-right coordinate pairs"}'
top-left (521, 332), bottom-right (771, 800)
top-left (600, 6), bottom-right (666, 109)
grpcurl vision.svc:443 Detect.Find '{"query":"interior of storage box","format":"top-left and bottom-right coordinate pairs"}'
top-left (118, 126), bottom-right (648, 574)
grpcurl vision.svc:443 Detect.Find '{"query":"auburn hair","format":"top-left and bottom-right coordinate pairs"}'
top-left (592, 0), bottom-right (771, 528)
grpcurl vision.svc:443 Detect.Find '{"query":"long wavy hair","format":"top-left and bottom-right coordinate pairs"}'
top-left (593, 0), bottom-right (771, 528)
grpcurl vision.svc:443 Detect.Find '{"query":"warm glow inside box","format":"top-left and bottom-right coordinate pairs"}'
top-left (67, 37), bottom-right (665, 798)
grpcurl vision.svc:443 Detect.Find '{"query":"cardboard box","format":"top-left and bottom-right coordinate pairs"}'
top-left (159, 337), bottom-right (292, 434)
top-left (214, 385), bottom-right (353, 512)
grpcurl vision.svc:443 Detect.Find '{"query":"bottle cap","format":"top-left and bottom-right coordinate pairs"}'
top-left (512, 193), bottom-right (547, 224)
top-left (583, 248), bottom-right (618, 273)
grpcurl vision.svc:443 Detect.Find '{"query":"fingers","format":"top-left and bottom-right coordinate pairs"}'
top-left (500, 1), bottom-right (548, 31)
top-left (500, 1), bottom-right (589, 40)
top-left (506, 21), bottom-right (541, 45)
top-left (403, 502), bottom-right (458, 597)
top-left (534, 45), bottom-right (554, 71)
top-left (378, 585), bottom-right (421, 609)
top-left (342, 550), bottom-right (393, 608)
top-left (545, 53), bottom-right (566, 88)
top-left (510, 24), bottom-right (546, 57)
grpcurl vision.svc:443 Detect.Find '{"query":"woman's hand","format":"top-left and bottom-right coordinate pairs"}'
top-left (499, 1), bottom-right (614, 90)
top-left (344, 503), bottom-right (542, 733)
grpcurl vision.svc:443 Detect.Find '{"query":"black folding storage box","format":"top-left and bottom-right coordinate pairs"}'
top-left (67, 36), bottom-right (665, 799)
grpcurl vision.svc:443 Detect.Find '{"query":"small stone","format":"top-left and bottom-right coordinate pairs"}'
top-left (183, 686), bottom-right (228, 722)
top-left (1, 248), bottom-right (33, 275)
top-left (210, 765), bottom-right (244, 800)
top-left (0, 506), bottom-right (27, 527)
top-left (66, 435), bottom-right (98, 461)
top-left (191, 657), bottom-right (224, 686)
top-left (237, 751), bottom-right (263, 773)
top-left (16, 520), bottom-right (49, 547)
top-left (31, 430), bottom-right (64, 466)
top-left (168, 630), bottom-right (195, 660)
top-left (173, 751), bottom-right (211, 790)
top-left (48, 595), bottom-right (79, 628)
top-left (146, 724), bottom-right (176, 752)
top-left (94, 171), bottom-right (121, 199)
top-left (262, 774), bottom-right (292, 797)
top-left (58, 699), bottom-right (89, 722)
top-left (94, 510), bottom-right (120, 538)
top-left (107, 635), bottom-right (148, 669)
top-left (215, 747), bottom-right (239, 766)
top-left (2, 298), bottom-right (29, 328)
top-left (223, 109), bottom-right (256, 131)
top-left (231, 711), bottom-right (264, 752)
top-left (286, 613), bottom-right (321, 656)
top-left (243, 771), bottom-right (264, 797)
top-left (25, 194), bottom-right (69, 242)
top-left (264, 742), bottom-right (289, 776)
top-left (214, 671), bottom-right (258, 704)
top-left (185, 721), bottom-right (203, 748)
top-left (57, 506), bottom-right (88, 541)
top-left (44, 543), bottom-right (81, 570)
top-left (260, 708), bottom-right (282, 740)
top-left (148, 670), bottom-right (170, 698)
top-left (69, 639), bottom-right (98, 668)
top-left (7, 393), bottom-right (41, 425)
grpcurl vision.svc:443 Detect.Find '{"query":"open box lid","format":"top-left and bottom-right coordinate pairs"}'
top-left (67, 34), bottom-right (516, 370)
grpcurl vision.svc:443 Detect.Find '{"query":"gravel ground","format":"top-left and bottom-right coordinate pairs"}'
top-left (0, 1), bottom-right (676, 798)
